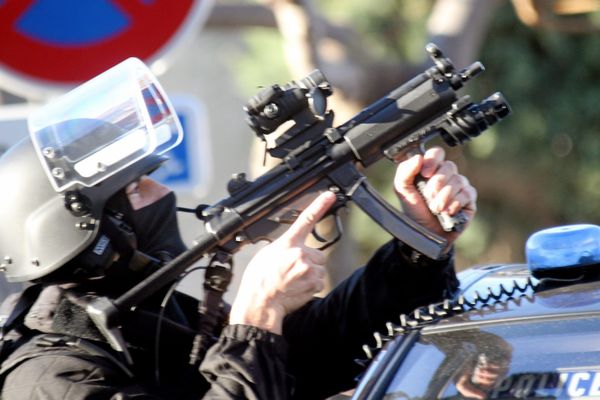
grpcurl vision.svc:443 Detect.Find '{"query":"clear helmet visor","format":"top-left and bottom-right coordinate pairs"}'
top-left (28, 57), bottom-right (183, 192)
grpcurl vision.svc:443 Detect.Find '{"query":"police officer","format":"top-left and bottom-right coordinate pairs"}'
top-left (0, 60), bottom-right (475, 399)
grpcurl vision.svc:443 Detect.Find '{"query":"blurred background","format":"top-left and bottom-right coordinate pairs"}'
top-left (1, 0), bottom-right (600, 301)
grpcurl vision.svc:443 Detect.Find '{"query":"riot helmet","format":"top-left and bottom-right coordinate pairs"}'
top-left (0, 58), bottom-right (183, 282)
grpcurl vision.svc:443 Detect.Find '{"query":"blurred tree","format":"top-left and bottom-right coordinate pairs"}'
top-left (205, 0), bottom-right (600, 271)
top-left (208, 0), bottom-right (502, 272)
top-left (466, 1), bottom-right (600, 265)
top-left (511, 0), bottom-right (600, 33)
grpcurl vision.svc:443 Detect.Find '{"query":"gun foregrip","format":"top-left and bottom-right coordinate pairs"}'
top-left (415, 175), bottom-right (469, 233)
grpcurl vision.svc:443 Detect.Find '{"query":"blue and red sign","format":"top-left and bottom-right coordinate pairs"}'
top-left (0, 0), bottom-right (211, 97)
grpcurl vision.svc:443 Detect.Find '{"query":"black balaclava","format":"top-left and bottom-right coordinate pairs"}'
top-left (51, 188), bottom-right (187, 292)
top-left (116, 190), bottom-right (187, 262)
top-left (104, 188), bottom-right (187, 272)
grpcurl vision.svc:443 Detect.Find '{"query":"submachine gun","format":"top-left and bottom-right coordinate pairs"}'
top-left (88, 44), bottom-right (511, 358)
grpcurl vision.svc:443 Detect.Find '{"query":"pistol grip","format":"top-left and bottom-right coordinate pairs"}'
top-left (328, 164), bottom-right (448, 260)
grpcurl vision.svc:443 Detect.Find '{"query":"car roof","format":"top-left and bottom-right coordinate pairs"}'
top-left (421, 263), bottom-right (600, 334)
top-left (353, 263), bottom-right (600, 400)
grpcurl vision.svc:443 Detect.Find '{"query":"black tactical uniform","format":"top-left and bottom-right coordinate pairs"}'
top-left (0, 240), bottom-right (457, 399)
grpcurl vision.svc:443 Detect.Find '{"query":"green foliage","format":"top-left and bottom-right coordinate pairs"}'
top-left (319, 0), bottom-right (435, 62)
top-left (348, 2), bottom-right (600, 267)
top-left (473, 3), bottom-right (600, 245)
top-left (231, 0), bottom-right (437, 94)
top-left (231, 28), bottom-right (291, 97)
top-left (234, 1), bottom-right (600, 269)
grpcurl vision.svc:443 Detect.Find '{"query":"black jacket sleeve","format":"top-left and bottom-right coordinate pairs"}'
top-left (0, 335), bottom-right (158, 400)
top-left (200, 324), bottom-right (290, 400)
top-left (1, 325), bottom-right (290, 400)
top-left (282, 239), bottom-right (459, 399)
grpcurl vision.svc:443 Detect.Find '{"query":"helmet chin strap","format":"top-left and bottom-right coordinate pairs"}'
top-left (71, 208), bottom-right (165, 283)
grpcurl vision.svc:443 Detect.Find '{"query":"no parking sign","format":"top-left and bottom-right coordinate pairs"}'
top-left (0, 0), bottom-right (213, 99)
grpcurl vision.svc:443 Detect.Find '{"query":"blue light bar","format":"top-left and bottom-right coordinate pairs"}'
top-left (526, 224), bottom-right (600, 278)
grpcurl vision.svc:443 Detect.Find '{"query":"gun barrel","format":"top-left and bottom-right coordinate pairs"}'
top-left (330, 71), bottom-right (458, 166)
top-left (440, 92), bottom-right (511, 147)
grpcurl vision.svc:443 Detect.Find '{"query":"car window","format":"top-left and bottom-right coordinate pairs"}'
top-left (384, 316), bottom-right (600, 399)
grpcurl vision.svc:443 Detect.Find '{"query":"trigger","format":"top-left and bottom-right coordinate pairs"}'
top-left (311, 212), bottom-right (344, 251)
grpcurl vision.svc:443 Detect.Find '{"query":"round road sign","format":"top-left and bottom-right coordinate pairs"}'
top-left (0, 0), bottom-right (213, 99)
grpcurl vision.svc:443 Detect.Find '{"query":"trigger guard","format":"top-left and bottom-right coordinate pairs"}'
top-left (310, 212), bottom-right (344, 251)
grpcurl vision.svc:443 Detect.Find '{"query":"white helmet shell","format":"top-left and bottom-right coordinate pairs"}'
top-left (0, 138), bottom-right (97, 281)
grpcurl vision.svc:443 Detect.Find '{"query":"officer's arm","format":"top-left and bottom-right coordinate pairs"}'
top-left (199, 325), bottom-right (289, 399)
top-left (282, 239), bottom-right (458, 399)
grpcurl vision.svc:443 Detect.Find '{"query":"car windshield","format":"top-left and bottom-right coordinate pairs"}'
top-left (384, 316), bottom-right (600, 399)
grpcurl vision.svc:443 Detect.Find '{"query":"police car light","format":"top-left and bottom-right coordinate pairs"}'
top-left (526, 224), bottom-right (600, 279)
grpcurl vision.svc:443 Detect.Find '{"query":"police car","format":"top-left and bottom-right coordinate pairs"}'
top-left (352, 224), bottom-right (600, 400)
